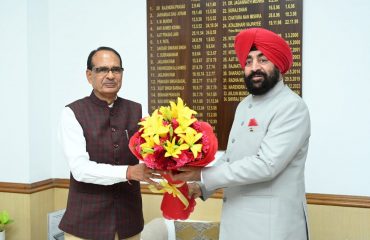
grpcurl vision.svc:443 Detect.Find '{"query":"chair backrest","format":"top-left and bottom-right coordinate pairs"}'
top-left (141, 218), bottom-right (169, 240)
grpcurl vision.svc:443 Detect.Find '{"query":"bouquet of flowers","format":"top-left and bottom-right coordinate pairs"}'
top-left (129, 97), bottom-right (218, 219)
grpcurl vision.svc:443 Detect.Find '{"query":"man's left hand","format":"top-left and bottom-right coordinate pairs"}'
top-left (170, 166), bottom-right (202, 182)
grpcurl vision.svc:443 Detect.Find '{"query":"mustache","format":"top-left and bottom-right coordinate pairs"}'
top-left (247, 70), bottom-right (268, 79)
top-left (103, 79), bottom-right (116, 84)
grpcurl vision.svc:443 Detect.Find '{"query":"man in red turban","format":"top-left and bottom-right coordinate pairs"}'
top-left (172, 28), bottom-right (310, 240)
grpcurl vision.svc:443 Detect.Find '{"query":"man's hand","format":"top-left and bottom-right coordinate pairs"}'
top-left (188, 182), bottom-right (202, 199)
top-left (170, 166), bottom-right (202, 182)
top-left (127, 163), bottom-right (159, 186)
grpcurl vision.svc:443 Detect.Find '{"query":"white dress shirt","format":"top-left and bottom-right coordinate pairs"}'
top-left (59, 106), bottom-right (129, 185)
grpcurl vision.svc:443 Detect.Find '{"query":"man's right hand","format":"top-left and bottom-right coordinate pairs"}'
top-left (126, 163), bottom-right (159, 186)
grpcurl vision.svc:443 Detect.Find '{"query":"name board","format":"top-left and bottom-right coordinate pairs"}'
top-left (147, 0), bottom-right (302, 149)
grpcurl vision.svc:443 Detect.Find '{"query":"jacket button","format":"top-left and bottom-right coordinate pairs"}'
top-left (226, 158), bottom-right (230, 162)
top-left (248, 104), bottom-right (252, 108)
top-left (223, 197), bottom-right (227, 203)
top-left (241, 121), bottom-right (244, 126)
top-left (113, 144), bottom-right (119, 148)
top-left (231, 138), bottom-right (235, 143)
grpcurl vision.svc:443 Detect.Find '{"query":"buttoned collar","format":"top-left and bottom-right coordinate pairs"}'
top-left (89, 91), bottom-right (119, 108)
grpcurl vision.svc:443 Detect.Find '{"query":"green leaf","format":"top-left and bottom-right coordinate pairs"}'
top-left (0, 211), bottom-right (10, 224)
top-left (0, 211), bottom-right (13, 228)
top-left (169, 126), bottom-right (173, 139)
top-left (142, 148), bottom-right (154, 154)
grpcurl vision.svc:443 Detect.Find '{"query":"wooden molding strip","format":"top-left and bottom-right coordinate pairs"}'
top-left (1, 179), bottom-right (369, 208)
top-left (53, 178), bottom-right (70, 188)
top-left (306, 193), bottom-right (370, 209)
top-left (0, 178), bottom-right (69, 194)
top-left (0, 179), bottom-right (54, 194)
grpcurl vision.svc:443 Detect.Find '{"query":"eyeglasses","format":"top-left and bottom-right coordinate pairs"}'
top-left (92, 66), bottom-right (124, 75)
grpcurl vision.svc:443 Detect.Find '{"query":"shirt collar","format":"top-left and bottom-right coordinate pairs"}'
top-left (90, 91), bottom-right (118, 108)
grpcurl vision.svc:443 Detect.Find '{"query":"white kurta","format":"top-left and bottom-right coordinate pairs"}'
top-left (202, 80), bottom-right (311, 240)
top-left (59, 107), bottom-right (129, 185)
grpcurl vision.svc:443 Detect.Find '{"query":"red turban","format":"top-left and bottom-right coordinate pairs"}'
top-left (234, 28), bottom-right (293, 74)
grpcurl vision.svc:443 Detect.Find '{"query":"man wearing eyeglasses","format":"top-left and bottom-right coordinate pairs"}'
top-left (58, 47), bottom-right (157, 240)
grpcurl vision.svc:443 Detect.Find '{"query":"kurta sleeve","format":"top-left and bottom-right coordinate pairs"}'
top-left (59, 107), bottom-right (128, 185)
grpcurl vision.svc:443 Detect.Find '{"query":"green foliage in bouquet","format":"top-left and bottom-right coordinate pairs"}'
top-left (0, 211), bottom-right (14, 232)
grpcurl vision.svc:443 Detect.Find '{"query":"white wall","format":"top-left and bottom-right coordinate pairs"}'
top-left (28, 0), bottom-right (51, 182)
top-left (302, 0), bottom-right (370, 195)
top-left (0, 0), bottom-right (369, 196)
top-left (0, 0), bottom-right (30, 182)
top-left (48, 0), bottom-right (148, 179)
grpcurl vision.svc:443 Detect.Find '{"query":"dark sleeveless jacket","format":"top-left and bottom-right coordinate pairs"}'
top-left (59, 92), bottom-right (144, 240)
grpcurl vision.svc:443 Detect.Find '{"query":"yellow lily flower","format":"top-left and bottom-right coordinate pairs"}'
top-left (159, 106), bottom-right (173, 121)
top-left (139, 110), bottom-right (170, 144)
top-left (140, 136), bottom-right (156, 157)
top-left (174, 117), bottom-right (197, 134)
top-left (169, 97), bottom-right (197, 120)
top-left (190, 144), bottom-right (202, 158)
top-left (178, 127), bottom-right (203, 158)
top-left (164, 138), bottom-right (189, 158)
top-left (169, 98), bottom-right (198, 134)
